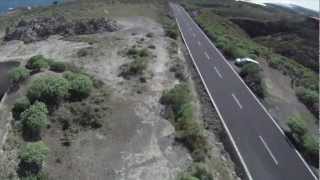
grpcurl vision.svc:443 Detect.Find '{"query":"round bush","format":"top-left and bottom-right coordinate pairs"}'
top-left (12, 96), bottom-right (31, 120)
top-left (64, 72), bottom-right (93, 100)
top-left (19, 141), bottom-right (49, 175)
top-left (19, 141), bottom-right (49, 165)
top-left (26, 55), bottom-right (49, 72)
top-left (21, 102), bottom-right (49, 136)
top-left (50, 61), bottom-right (66, 72)
top-left (27, 76), bottom-right (70, 105)
top-left (8, 67), bottom-right (30, 84)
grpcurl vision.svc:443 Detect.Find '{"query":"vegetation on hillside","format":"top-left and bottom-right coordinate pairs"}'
top-left (287, 115), bottom-right (319, 166)
top-left (187, 7), bottom-right (318, 118)
top-left (8, 53), bottom-right (96, 179)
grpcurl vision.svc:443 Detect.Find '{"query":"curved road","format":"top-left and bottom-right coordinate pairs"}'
top-left (170, 3), bottom-right (317, 180)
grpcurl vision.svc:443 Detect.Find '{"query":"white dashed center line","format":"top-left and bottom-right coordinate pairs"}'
top-left (214, 66), bottom-right (223, 79)
top-left (259, 136), bottom-right (279, 165)
top-left (197, 41), bottom-right (201, 46)
top-left (204, 51), bottom-right (210, 60)
top-left (232, 93), bottom-right (242, 109)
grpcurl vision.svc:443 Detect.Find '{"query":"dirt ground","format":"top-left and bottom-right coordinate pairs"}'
top-left (0, 2), bottom-right (241, 180)
top-left (260, 61), bottom-right (318, 136)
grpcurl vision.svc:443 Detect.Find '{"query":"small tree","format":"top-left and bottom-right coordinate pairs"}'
top-left (20, 102), bottom-right (49, 138)
top-left (19, 141), bottom-right (49, 175)
top-left (12, 96), bottom-right (31, 120)
top-left (287, 115), bottom-right (307, 138)
top-left (26, 55), bottom-right (49, 72)
top-left (64, 72), bottom-right (93, 100)
top-left (27, 76), bottom-right (70, 105)
top-left (8, 67), bottom-right (30, 84)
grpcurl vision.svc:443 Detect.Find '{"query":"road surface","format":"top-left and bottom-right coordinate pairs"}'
top-left (170, 3), bottom-right (317, 180)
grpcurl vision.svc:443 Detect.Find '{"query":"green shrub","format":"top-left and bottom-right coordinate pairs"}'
top-left (120, 57), bottom-right (148, 78)
top-left (49, 61), bottom-right (66, 72)
top-left (26, 55), bottom-right (49, 72)
top-left (225, 46), bottom-right (247, 58)
top-left (160, 83), bottom-right (192, 113)
top-left (19, 142), bottom-right (49, 175)
top-left (63, 72), bottom-right (93, 100)
top-left (165, 29), bottom-right (178, 39)
top-left (295, 88), bottom-right (319, 117)
top-left (240, 64), bottom-right (265, 98)
top-left (178, 163), bottom-right (213, 180)
top-left (127, 48), bottom-right (150, 58)
top-left (27, 76), bottom-right (70, 105)
top-left (287, 115), bottom-right (307, 138)
top-left (12, 96), bottom-right (31, 120)
top-left (8, 67), bottom-right (30, 84)
top-left (302, 134), bottom-right (319, 158)
top-left (20, 102), bottom-right (49, 138)
top-left (19, 141), bottom-right (49, 166)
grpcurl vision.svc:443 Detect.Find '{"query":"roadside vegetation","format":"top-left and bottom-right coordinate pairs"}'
top-left (287, 115), bottom-right (319, 167)
top-left (239, 64), bottom-right (265, 98)
top-left (8, 54), bottom-right (96, 179)
top-left (161, 83), bottom-right (213, 179)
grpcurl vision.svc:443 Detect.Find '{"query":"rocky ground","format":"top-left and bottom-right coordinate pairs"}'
top-left (0, 2), bottom-right (240, 179)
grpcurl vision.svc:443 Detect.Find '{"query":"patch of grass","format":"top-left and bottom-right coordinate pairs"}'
top-left (120, 47), bottom-right (151, 78)
top-left (177, 162), bottom-right (213, 180)
top-left (161, 83), bottom-right (210, 162)
top-left (126, 47), bottom-right (150, 58)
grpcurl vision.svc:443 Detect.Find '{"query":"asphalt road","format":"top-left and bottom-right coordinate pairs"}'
top-left (170, 3), bottom-right (317, 180)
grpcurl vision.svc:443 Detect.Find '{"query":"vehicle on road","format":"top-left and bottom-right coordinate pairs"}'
top-left (235, 57), bottom-right (259, 66)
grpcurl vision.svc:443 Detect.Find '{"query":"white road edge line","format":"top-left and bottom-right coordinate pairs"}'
top-left (180, 5), bottom-right (318, 180)
top-left (232, 93), bottom-right (243, 109)
top-left (173, 5), bottom-right (254, 180)
top-left (259, 136), bottom-right (279, 165)
top-left (214, 66), bottom-right (223, 79)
